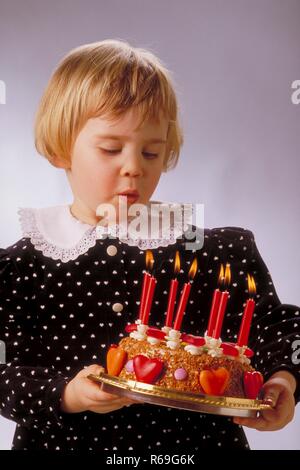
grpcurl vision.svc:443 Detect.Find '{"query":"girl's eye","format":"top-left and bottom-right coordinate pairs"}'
top-left (143, 152), bottom-right (159, 159)
top-left (101, 149), bottom-right (120, 154)
top-left (100, 149), bottom-right (158, 159)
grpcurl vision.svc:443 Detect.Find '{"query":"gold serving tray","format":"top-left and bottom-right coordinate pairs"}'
top-left (88, 372), bottom-right (272, 418)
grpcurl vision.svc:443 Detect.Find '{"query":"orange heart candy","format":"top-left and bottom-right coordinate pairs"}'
top-left (106, 346), bottom-right (128, 376)
top-left (199, 367), bottom-right (230, 396)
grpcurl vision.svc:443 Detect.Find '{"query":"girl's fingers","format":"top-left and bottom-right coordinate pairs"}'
top-left (88, 395), bottom-right (136, 406)
top-left (233, 416), bottom-right (269, 430)
top-left (83, 380), bottom-right (123, 401)
top-left (90, 406), bottom-right (124, 414)
top-left (233, 406), bottom-right (288, 430)
top-left (91, 387), bottom-right (138, 403)
top-left (88, 392), bottom-right (123, 403)
top-left (79, 365), bottom-right (141, 407)
top-left (96, 389), bottom-right (123, 400)
top-left (89, 399), bottom-right (135, 413)
top-left (80, 364), bottom-right (105, 377)
top-left (233, 384), bottom-right (294, 431)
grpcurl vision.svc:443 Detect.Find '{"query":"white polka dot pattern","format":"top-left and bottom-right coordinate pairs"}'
top-left (0, 225), bottom-right (299, 451)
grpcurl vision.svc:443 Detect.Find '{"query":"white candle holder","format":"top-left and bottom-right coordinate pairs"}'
top-left (161, 325), bottom-right (171, 335)
top-left (234, 345), bottom-right (251, 365)
top-left (130, 320), bottom-right (149, 341)
top-left (204, 331), bottom-right (223, 358)
top-left (165, 328), bottom-right (182, 350)
top-left (184, 344), bottom-right (203, 356)
top-left (147, 336), bottom-right (161, 345)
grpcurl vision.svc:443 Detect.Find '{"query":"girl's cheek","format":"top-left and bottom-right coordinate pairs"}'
top-left (150, 169), bottom-right (163, 189)
top-left (72, 161), bottom-right (100, 197)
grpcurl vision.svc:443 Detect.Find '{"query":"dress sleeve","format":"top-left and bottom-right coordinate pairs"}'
top-left (245, 231), bottom-right (300, 403)
top-left (0, 246), bottom-right (73, 430)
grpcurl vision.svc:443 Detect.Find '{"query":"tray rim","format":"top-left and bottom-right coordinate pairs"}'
top-left (87, 372), bottom-right (272, 417)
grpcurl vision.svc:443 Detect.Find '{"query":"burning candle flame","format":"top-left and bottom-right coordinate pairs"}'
top-left (247, 274), bottom-right (256, 297)
top-left (218, 263), bottom-right (231, 289)
top-left (146, 250), bottom-right (154, 271)
top-left (218, 264), bottom-right (225, 284)
top-left (174, 251), bottom-right (180, 275)
top-left (188, 258), bottom-right (198, 280)
top-left (224, 263), bottom-right (231, 286)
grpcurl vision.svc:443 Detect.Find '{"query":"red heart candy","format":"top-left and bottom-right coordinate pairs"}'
top-left (243, 371), bottom-right (264, 399)
top-left (133, 355), bottom-right (164, 384)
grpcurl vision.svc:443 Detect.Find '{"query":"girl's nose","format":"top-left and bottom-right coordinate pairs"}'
top-left (120, 153), bottom-right (143, 177)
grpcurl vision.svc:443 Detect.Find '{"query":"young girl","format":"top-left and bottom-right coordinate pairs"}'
top-left (0, 39), bottom-right (299, 452)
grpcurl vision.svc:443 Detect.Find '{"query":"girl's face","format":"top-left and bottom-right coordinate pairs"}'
top-left (64, 108), bottom-right (169, 225)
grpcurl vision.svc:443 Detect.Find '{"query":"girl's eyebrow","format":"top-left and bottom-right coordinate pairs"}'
top-left (92, 134), bottom-right (167, 144)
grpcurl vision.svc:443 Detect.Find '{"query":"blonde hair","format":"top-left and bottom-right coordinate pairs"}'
top-left (34, 39), bottom-right (184, 171)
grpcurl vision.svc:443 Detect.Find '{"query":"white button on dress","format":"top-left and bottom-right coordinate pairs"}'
top-left (106, 245), bottom-right (118, 256)
top-left (112, 302), bottom-right (123, 313)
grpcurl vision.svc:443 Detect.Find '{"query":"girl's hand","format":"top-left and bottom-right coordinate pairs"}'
top-left (233, 370), bottom-right (296, 431)
top-left (61, 364), bottom-right (137, 414)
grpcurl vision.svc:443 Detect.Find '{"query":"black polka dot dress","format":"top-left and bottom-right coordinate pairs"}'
top-left (0, 204), bottom-right (299, 451)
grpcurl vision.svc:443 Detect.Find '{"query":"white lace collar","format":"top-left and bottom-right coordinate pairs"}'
top-left (18, 202), bottom-right (192, 262)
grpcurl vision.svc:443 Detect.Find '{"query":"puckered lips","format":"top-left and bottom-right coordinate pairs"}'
top-left (117, 189), bottom-right (140, 203)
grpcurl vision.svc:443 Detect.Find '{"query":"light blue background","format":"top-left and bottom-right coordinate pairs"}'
top-left (0, 0), bottom-right (299, 450)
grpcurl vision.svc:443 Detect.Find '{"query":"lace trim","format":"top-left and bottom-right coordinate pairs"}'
top-left (18, 207), bottom-right (97, 263)
top-left (96, 224), bottom-right (184, 250)
top-left (95, 200), bottom-right (192, 250)
top-left (18, 205), bottom-right (191, 262)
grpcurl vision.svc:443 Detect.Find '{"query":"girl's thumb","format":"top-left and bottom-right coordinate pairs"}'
top-left (262, 385), bottom-right (280, 407)
top-left (84, 364), bottom-right (105, 376)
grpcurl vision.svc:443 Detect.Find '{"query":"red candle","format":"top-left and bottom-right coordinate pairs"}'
top-left (237, 298), bottom-right (255, 347)
top-left (206, 288), bottom-right (221, 336)
top-left (173, 282), bottom-right (192, 331)
top-left (206, 264), bottom-right (225, 335)
top-left (212, 291), bottom-right (229, 338)
top-left (139, 250), bottom-right (154, 322)
top-left (212, 263), bottom-right (231, 339)
top-left (165, 279), bottom-right (179, 327)
top-left (173, 257), bottom-right (198, 331)
top-left (237, 274), bottom-right (256, 347)
top-left (165, 251), bottom-right (180, 327)
top-left (138, 272), bottom-right (151, 320)
top-left (142, 276), bottom-right (157, 325)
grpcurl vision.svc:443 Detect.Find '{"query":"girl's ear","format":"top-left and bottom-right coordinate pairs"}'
top-left (50, 155), bottom-right (71, 169)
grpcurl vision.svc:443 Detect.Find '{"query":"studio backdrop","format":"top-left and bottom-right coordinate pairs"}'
top-left (0, 0), bottom-right (299, 450)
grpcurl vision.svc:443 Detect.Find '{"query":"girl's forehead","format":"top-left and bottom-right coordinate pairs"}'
top-left (86, 110), bottom-right (168, 138)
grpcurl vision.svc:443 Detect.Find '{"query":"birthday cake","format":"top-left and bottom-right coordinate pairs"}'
top-left (104, 255), bottom-right (264, 401)
top-left (106, 325), bottom-right (263, 399)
